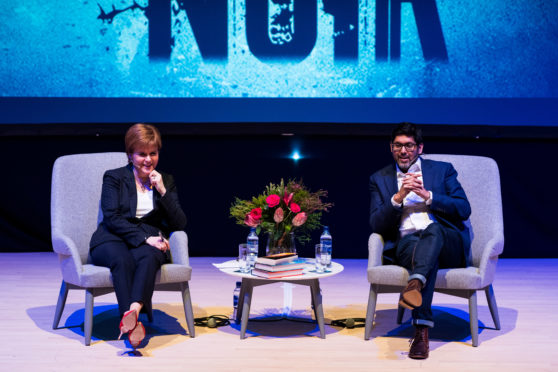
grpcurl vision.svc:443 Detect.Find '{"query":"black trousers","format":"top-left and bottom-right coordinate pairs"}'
top-left (395, 222), bottom-right (465, 327)
top-left (90, 241), bottom-right (167, 316)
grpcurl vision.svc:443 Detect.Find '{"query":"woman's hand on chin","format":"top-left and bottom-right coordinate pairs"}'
top-left (149, 170), bottom-right (166, 196)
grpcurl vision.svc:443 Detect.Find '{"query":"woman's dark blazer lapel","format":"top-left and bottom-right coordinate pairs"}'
top-left (123, 163), bottom-right (138, 218)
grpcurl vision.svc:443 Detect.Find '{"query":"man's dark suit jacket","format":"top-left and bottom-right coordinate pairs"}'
top-left (369, 158), bottom-right (472, 265)
top-left (90, 163), bottom-right (187, 250)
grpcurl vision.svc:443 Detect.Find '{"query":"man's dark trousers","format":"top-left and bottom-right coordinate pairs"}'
top-left (395, 222), bottom-right (465, 324)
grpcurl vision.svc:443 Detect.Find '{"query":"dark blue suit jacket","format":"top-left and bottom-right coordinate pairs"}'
top-left (369, 158), bottom-right (471, 264)
top-left (90, 163), bottom-right (187, 250)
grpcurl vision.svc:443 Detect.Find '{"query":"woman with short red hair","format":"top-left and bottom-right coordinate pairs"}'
top-left (90, 123), bottom-right (186, 349)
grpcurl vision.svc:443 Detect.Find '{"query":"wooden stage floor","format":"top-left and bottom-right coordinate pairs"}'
top-left (1, 253), bottom-right (556, 371)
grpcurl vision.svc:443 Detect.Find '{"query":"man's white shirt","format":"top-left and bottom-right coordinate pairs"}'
top-left (391, 158), bottom-right (436, 237)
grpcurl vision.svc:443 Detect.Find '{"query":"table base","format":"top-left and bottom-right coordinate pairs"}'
top-left (236, 277), bottom-right (326, 339)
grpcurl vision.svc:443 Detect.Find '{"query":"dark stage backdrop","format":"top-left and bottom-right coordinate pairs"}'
top-left (0, 126), bottom-right (555, 258)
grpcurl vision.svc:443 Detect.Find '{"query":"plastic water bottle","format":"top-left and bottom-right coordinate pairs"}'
top-left (247, 227), bottom-right (259, 268)
top-left (233, 281), bottom-right (241, 318)
top-left (320, 226), bottom-right (332, 268)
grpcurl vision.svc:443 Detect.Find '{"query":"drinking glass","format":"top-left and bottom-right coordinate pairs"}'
top-left (238, 243), bottom-right (250, 273)
top-left (315, 244), bottom-right (328, 273)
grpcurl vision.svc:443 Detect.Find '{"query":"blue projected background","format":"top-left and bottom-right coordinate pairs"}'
top-left (1, 0), bottom-right (557, 125)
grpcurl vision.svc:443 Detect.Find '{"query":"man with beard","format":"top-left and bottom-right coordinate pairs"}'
top-left (368, 122), bottom-right (471, 359)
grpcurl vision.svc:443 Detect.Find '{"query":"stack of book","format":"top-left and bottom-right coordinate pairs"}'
top-left (251, 253), bottom-right (306, 279)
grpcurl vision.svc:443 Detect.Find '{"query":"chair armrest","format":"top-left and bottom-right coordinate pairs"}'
top-left (169, 231), bottom-right (190, 267)
top-left (478, 234), bottom-right (504, 284)
top-left (52, 229), bottom-right (80, 257)
top-left (479, 234), bottom-right (504, 267)
top-left (51, 230), bottom-right (86, 284)
top-left (485, 234), bottom-right (504, 258)
top-left (368, 233), bottom-right (385, 268)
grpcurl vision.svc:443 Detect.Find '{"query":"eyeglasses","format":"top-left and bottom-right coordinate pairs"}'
top-left (391, 142), bottom-right (417, 151)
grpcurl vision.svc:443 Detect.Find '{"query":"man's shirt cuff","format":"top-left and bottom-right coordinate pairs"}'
top-left (426, 191), bottom-right (433, 205)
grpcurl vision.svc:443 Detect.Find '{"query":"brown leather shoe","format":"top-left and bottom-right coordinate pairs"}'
top-left (409, 325), bottom-right (429, 359)
top-left (399, 279), bottom-right (423, 310)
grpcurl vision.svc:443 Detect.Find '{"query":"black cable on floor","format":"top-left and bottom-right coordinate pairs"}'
top-left (193, 315), bottom-right (230, 328)
top-left (194, 315), bottom-right (365, 329)
top-left (329, 318), bottom-right (366, 329)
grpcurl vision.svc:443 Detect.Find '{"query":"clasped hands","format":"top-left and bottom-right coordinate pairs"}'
top-left (146, 235), bottom-right (170, 252)
top-left (394, 172), bottom-right (430, 204)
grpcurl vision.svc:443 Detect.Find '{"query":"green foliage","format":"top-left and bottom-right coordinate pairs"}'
top-left (229, 179), bottom-right (333, 245)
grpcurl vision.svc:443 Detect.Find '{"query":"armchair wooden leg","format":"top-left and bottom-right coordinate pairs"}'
top-left (485, 285), bottom-right (501, 330)
top-left (364, 284), bottom-right (378, 340)
top-left (181, 282), bottom-right (196, 338)
top-left (84, 289), bottom-right (94, 346)
top-left (468, 290), bottom-right (479, 347)
top-left (53, 281), bottom-right (69, 329)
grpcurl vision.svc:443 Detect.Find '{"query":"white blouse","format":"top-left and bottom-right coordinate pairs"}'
top-left (136, 190), bottom-right (154, 218)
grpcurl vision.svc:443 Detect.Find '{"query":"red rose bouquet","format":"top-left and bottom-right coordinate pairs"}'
top-left (230, 179), bottom-right (333, 255)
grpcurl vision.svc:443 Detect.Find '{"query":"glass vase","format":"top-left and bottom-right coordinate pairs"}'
top-left (265, 231), bottom-right (296, 256)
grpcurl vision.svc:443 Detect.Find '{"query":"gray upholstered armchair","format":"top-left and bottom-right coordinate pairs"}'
top-left (364, 154), bottom-right (504, 347)
top-left (51, 152), bottom-right (195, 345)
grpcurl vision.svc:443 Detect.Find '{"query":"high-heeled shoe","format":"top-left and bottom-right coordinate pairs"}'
top-left (118, 309), bottom-right (138, 340)
top-left (128, 321), bottom-right (146, 349)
